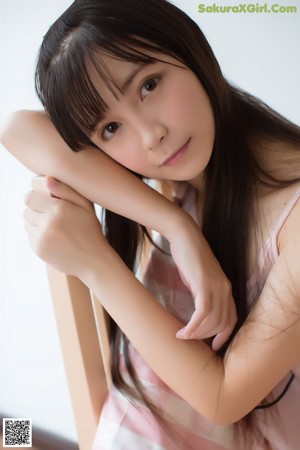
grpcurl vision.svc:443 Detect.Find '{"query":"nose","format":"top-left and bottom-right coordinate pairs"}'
top-left (137, 115), bottom-right (167, 151)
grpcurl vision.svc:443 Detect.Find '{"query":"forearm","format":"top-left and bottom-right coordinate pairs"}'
top-left (83, 242), bottom-right (300, 425)
top-left (0, 110), bottom-right (187, 237)
top-left (83, 246), bottom-right (225, 423)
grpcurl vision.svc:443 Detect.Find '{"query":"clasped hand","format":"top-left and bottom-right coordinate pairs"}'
top-left (24, 178), bottom-right (237, 351)
top-left (23, 177), bottom-right (107, 280)
top-left (167, 214), bottom-right (237, 351)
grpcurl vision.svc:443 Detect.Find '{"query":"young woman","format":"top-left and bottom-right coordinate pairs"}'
top-left (1, 0), bottom-right (300, 448)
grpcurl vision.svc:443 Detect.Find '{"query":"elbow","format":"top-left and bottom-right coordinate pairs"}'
top-left (193, 390), bottom-right (252, 426)
top-left (0, 116), bottom-right (11, 148)
top-left (0, 109), bottom-right (41, 149)
top-left (203, 407), bottom-right (247, 427)
top-left (0, 110), bottom-right (23, 150)
top-left (209, 413), bottom-right (242, 427)
top-left (199, 398), bottom-right (252, 426)
top-left (201, 409), bottom-right (237, 427)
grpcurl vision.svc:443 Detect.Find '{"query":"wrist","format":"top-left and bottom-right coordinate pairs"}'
top-left (164, 207), bottom-right (200, 242)
top-left (79, 242), bottom-right (121, 290)
top-left (154, 198), bottom-right (188, 238)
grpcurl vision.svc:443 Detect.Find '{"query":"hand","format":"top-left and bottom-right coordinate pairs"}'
top-left (23, 177), bottom-right (108, 280)
top-left (168, 215), bottom-right (237, 351)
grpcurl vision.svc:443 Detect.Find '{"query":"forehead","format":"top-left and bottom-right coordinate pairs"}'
top-left (86, 52), bottom-right (148, 104)
top-left (99, 54), bottom-right (143, 88)
top-left (87, 50), bottom-right (182, 98)
top-left (83, 49), bottom-right (186, 128)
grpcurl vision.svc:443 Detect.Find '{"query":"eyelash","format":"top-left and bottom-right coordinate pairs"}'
top-left (101, 76), bottom-right (160, 141)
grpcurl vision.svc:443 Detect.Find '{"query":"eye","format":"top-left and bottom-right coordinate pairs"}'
top-left (101, 122), bottom-right (120, 141)
top-left (140, 77), bottom-right (159, 99)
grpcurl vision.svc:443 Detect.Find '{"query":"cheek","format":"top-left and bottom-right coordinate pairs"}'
top-left (163, 82), bottom-right (211, 125)
top-left (163, 87), bottom-right (191, 120)
top-left (107, 144), bottom-right (146, 174)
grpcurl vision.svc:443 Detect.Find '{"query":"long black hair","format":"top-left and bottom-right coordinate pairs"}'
top-left (35, 0), bottom-right (300, 436)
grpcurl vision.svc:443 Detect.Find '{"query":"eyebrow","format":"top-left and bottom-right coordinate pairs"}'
top-left (120, 63), bottom-right (148, 92)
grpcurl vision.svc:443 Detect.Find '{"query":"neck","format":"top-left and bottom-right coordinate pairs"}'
top-left (188, 172), bottom-right (206, 193)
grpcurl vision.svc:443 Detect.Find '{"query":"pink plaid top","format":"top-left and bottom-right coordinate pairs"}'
top-left (93, 183), bottom-right (300, 450)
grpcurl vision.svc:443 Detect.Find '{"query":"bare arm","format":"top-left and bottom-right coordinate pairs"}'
top-left (25, 177), bottom-right (300, 425)
top-left (0, 110), bottom-right (187, 238)
top-left (83, 206), bottom-right (300, 425)
top-left (1, 109), bottom-right (238, 349)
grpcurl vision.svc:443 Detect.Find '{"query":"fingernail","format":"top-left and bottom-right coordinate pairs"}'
top-left (46, 176), bottom-right (55, 187)
top-left (176, 330), bottom-right (186, 339)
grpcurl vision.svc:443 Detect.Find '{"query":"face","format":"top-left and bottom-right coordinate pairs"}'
top-left (90, 52), bottom-right (215, 187)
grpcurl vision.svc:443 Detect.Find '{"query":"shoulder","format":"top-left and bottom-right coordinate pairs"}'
top-left (258, 187), bottom-right (300, 339)
top-left (246, 184), bottom-right (300, 354)
top-left (272, 184), bottom-right (300, 302)
top-left (275, 194), bottom-right (300, 313)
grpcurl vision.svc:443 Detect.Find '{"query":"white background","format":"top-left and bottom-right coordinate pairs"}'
top-left (0, 0), bottom-right (299, 442)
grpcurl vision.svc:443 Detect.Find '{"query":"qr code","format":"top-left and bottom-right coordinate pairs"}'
top-left (2, 418), bottom-right (32, 448)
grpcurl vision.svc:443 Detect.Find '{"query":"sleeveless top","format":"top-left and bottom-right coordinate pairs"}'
top-left (242, 187), bottom-right (300, 450)
top-left (92, 183), bottom-right (300, 450)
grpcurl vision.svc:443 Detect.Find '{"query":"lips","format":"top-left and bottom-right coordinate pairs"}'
top-left (162, 138), bottom-right (191, 166)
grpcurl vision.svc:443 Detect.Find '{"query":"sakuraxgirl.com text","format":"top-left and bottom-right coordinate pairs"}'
top-left (198, 3), bottom-right (297, 13)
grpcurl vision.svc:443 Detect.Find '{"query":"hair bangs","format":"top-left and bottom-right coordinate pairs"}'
top-left (36, 39), bottom-right (109, 151)
top-left (36, 27), bottom-right (180, 151)
top-left (34, 0), bottom-right (217, 152)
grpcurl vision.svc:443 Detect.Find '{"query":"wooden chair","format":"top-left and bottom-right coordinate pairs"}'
top-left (32, 176), bottom-right (111, 450)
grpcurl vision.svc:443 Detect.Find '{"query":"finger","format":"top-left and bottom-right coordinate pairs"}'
top-left (24, 221), bottom-right (39, 250)
top-left (182, 312), bottom-right (226, 341)
top-left (46, 177), bottom-right (93, 211)
top-left (196, 304), bottom-right (237, 347)
top-left (24, 220), bottom-right (51, 261)
top-left (176, 292), bottom-right (213, 339)
top-left (176, 309), bottom-right (212, 340)
top-left (24, 191), bottom-right (53, 213)
top-left (212, 325), bottom-right (234, 352)
top-left (211, 310), bottom-right (237, 351)
top-left (177, 267), bottom-right (189, 289)
top-left (23, 207), bottom-right (42, 227)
